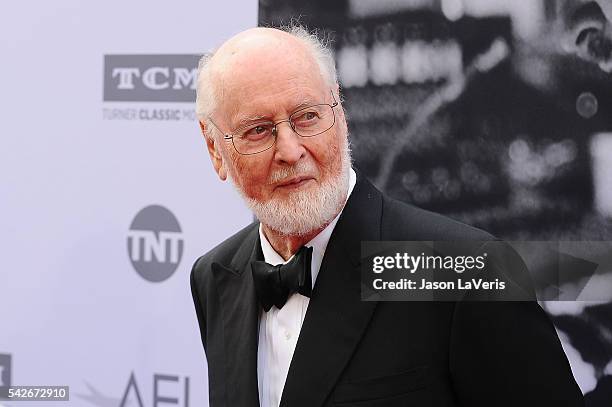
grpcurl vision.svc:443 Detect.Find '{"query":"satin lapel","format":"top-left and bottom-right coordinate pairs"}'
top-left (211, 226), bottom-right (262, 407)
top-left (280, 175), bottom-right (382, 407)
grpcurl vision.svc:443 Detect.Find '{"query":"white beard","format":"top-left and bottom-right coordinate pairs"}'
top-left (228, 140), bottom-right (352, 236)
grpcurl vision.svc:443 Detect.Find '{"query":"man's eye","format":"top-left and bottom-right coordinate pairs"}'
top-left (295, 111), bottom-right (320, 123)
top-left (242, 125), bottom-right (271, 140)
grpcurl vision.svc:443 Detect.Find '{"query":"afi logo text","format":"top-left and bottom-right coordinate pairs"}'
top-left (120, 372), bottom-right (190, 407)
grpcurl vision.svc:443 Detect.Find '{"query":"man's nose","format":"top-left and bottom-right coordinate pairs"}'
top-left (273, 121), bottom-right (306, 164)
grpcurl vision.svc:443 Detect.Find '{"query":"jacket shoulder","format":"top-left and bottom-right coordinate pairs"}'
top-left (191, 221), bottom-right (259, 283)
top-left (380, 194), bottom-right (494, 241)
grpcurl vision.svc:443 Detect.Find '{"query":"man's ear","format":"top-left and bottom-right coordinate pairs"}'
top-left (200, 121), bottom-right (228, 181)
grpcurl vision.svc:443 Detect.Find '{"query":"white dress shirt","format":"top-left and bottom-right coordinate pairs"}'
top-left (256, 168), bottom-right (357, 407)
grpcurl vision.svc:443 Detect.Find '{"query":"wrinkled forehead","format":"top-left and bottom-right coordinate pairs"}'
top-left (209, 29), bottom-right (326, 119)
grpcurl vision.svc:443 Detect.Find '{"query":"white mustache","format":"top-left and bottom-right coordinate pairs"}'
top-left (269, 161), bottom-right (317, 184)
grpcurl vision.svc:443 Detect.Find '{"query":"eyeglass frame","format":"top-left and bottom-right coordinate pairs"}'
top-left (207, 90), bottom-right (339, 155)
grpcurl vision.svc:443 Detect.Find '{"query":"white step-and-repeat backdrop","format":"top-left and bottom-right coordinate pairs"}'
top-left (0, 1), bottom-right (257, 406)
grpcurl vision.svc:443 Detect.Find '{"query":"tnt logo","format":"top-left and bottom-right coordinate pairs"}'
top-left (127, 205), bottom-right (184, 282)
top-left (0, 353), bottom-right (11, 398)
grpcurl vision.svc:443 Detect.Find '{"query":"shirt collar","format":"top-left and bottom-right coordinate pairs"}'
top-left (259, 168), bottom-right (357, 287)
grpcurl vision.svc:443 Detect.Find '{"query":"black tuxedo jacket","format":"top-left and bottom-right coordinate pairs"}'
top-left (191, 174), bottom-right (583, 407)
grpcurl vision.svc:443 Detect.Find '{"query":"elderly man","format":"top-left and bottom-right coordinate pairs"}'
top-left (190, 26), bottom-right (583, 407)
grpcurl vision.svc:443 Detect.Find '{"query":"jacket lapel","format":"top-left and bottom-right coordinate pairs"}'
top-left (280, 174), bottom-right (382, 407)
top-left (211, 225), bottom-right (262, 407)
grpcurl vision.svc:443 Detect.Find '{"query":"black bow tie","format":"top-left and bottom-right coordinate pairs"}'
top-left (251, 246), bottom-right (313, 312)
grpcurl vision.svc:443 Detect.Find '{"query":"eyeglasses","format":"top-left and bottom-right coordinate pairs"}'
top-left (208, 90), bottom-right (339, 155)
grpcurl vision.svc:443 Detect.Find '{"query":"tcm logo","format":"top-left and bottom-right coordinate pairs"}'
top-left (127, 205), bottom-right (184, 282)
top-left (104, 55), bottom-right (200, 102)
top-left (0, 353), bottom-right (11, 398)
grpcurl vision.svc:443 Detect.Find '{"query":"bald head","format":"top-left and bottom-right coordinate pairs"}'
top-left (210, 28), bottom-right (323, 112)
top-left (213, 27), bottom-right (311, 71)
top-left (195, 25), bottom-right (337, 129)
